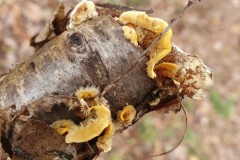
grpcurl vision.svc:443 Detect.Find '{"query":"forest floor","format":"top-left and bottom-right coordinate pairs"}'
top-left (0, 0), bottom-right (239, 160)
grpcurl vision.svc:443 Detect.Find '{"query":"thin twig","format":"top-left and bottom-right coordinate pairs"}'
top-left (95, 2), bottom-right (154, 14)
top-left (142, 1), bottom-right (196, 56)
top-left (143, 97), bottom-right (188, 159)
top-left (102, 0), bottom-right (198, 96)
top-left (86, 142), bottom-right (95, 154)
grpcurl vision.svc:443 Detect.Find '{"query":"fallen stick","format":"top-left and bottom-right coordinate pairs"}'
top-left (0, 1), bottom-right (212, 159)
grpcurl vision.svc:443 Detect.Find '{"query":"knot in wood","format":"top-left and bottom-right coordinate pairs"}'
top-left (69, 32), bottom-right (83, 46)
top-left (67, 31), bottom-right (92, 60)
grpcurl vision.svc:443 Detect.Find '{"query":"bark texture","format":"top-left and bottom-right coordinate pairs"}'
top-left (0, 16), bottom-right (154, 111)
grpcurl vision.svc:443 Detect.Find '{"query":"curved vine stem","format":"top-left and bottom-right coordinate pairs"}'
top-left (143, 97), bottom-right (188, 159)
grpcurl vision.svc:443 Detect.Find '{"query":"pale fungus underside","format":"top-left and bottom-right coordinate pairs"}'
top-left (0, 0), bottom-right (212, 159)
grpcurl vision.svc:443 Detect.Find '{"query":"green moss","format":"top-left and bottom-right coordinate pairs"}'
top-left (184, 130), bottom-right (198, 143)
top-left (137, 118), bottom-right (158, 144)
top-left (105, 0), bottom-right (117, 4)
top-left (163, 127), bottom-right (175, 138)
top-left (209, 89), bottom-right (233, 120)
top-left (129, 0), bottom-right (144, 5)
top-left (106, 153), bottom-right (123, 160)
top-left (184, 100), bottom-right (194, 113)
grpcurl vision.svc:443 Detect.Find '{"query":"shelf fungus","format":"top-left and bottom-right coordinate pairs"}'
top-left (154, 62), bottom-right (179, 80)
top-left (122, 25), bottom-right (138, 47)
top-left (119, 11), bottom-right (173, 79)
top-left (97, 122), bottom-right (115, 152)
top-left (117, 105), bottom-right (137, 126)
top-left (67, 0), bottom-right (98, 29)
top-left (51, 87), bottom-right (112, 151)
top-left (119, 11), bottom-right (213, 100)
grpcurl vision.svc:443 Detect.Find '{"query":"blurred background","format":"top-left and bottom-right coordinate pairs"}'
top-left (0, 0), bottom-right (239, 160)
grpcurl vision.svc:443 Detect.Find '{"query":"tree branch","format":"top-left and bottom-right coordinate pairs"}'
top-left (0, 1), bottom-right (211, 159)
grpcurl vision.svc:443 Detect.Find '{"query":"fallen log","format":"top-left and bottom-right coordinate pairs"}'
top-left (0, 1), bottom-right (212, 159)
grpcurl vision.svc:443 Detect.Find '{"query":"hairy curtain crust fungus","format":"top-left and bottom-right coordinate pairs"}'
top-left (51, 87), bottom-right (112, 146)
top-left (122, 25), bottom-right (138, 47)
top-left (154, 62), bottom-right (179, 79)
top-left (117, 105), bottom-right (137, 126)
top-left (119, 11), bottom-right (174, 79)
top-left (65, 104), bottom-right (111, 143)
top-left (49, 2), bottom-right (212, 155)
top-left (68, 0), bottom-right (98, 29)
top-left (75, 86), bottom-right (99, 100)
top-left (97, 122), bottom-right (115, 152)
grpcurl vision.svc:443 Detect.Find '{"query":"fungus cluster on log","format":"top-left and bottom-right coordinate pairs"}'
top-left (0, 0), bottom-right (212, 159)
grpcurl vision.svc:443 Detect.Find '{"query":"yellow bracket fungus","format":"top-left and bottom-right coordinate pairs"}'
top-left (51, 104), bottom-right (111, 143)
top-left (97, 122), bottom-right (115, 152)
top-left (122, 26), bottom-right (138, 47)
top-left (51, 119), bottom-right (75, 135)
top-left (149, 98), bottom-right (161, 107)
top-left (52, 86), bottom-right (112, 144)
top-left (66, 105), bottom-right (111, 143)
top-left (119, 11), bottom-right (173, 79)
top-left (75, 86), bottom-right (99, 100)
top-left (117, 105), bottom-right (136, 126)
top-left (79, 98), bottom-right (91, 115)
top-left (154, 62), bottom-right (179, 79)
top-left (68, 0), bottom-right (98, 29)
